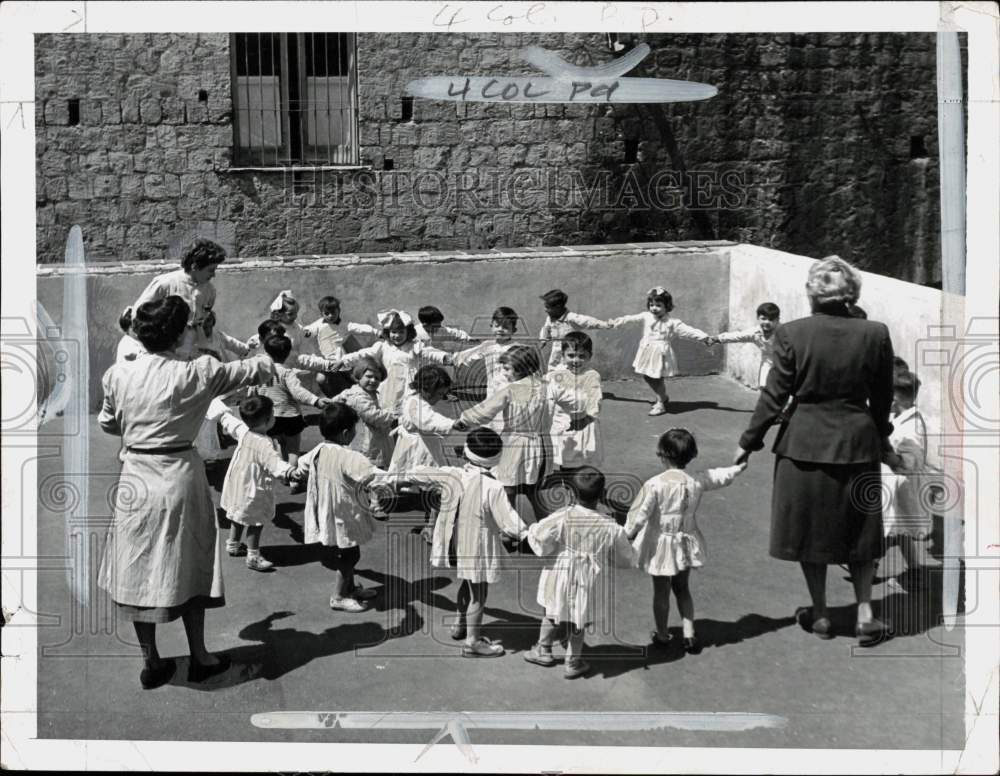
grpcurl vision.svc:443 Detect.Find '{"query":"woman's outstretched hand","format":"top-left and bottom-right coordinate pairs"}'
top-left (733, 447), bottom-right (751, 467)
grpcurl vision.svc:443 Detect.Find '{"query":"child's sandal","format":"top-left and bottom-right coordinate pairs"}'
top-left (563, 659), bottom-right (590, 679)
top-left (450, 621), bottom-right (467, 641)
top-left (523, 644), bottom-right (557, 667)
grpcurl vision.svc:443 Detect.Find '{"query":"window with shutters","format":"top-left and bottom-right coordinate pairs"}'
top-left (231, 33), bottom-right (359, 167)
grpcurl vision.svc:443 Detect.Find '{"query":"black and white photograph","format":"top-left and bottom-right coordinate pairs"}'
top-left (2, 2), bottom-right (998, 772)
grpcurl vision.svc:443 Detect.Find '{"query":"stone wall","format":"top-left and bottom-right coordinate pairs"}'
top-left (36, 32), bottom-right (950, 285)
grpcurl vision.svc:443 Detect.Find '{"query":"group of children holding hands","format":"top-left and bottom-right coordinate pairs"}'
top-left (117, 279), bottom-right (933, 676)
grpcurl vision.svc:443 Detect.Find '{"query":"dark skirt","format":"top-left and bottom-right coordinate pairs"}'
top-left (770, 456), bottom-right (884, 564)
top-left (268, 414), bottom-right (307, 438)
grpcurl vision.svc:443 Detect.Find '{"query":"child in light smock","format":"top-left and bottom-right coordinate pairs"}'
top-left (393, 427), bottom-right (530, 658)
top-left (211, 396), bottom-right (300, 571)
top-left (881, 369), bottom-right (932, 591)
top-left (608, 286), bottom-right (712, 416)
top-left (525, 467), bottom-right (636, 678)
top-left (336, 310), bottom-right (453, 415)
top-left (707, 302), bottom-right (781, 389)
top-left (302, 295), bottom-right (379, 397)
top-left (546, 331), bottom-right (604, 474)
top-left (414, 305), bottom-right (473, 347)
top-left (538, 289), bottom-right (611, 373)
top-left (453, 306), bottom-right (520, 433)
top-left (297, 404), bottom-right (393, 613)
top-left (455, 345), bottom-right (551, 523)
top-left (334, 357), bottom-right (398, 469)
top-left (626, 428), bottom-right (745, 653)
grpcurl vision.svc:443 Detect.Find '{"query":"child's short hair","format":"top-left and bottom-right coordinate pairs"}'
top-left (118, 307), bottom-right (133, 334)
top-left (180, 238), bottom-right (226, 272)
top-left (263, 334), bottom-right (292, 362)
top-left (500, 345), bottom-right (541, 378)
top-left (561, 331), bottom-right (593, 355)
top-left (491, 306), bottom-right (519, 332)
top-left (318, 403), bottom-right (359, 441)
top-left (418, 305), bottom-right (444, 326)
top-left (466, 427), bottom-right (503, 460)
top-left (381, 312), bottom-right (417, 344)
top-left (893, 356), bottom-right (910, 375)
top-left (540, 289), bottom-right (568, 308)
top-left (646, 286), bottom-right (674, 313)
top-left (239, 395), bottom-right (274, 426)
top-left (318, 295), bottom-right (341, 316)
top-left (410, 364), bottom-right (452, 395)
top-left (257, 319), bottom-right (285, 340)
top-left (657, 428), bottom-right (698, 468)
top-left (893, 370), bottom-right (921, 401)
top-left (569, 465), bottom-right (605, 502)
top-left (351, 356), bottom-right (387, 383)
top-left (756, 302), bottom-right (780, 320)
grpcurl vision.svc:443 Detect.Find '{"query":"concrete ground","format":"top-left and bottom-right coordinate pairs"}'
top-left (36, 375), bottom-right (964, 749)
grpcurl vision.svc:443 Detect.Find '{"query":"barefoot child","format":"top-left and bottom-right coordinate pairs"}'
top-left (211, 396), bottom-right (300, 571)
top-left (538, 289), bottom-right (611, 373)
top-left (626, 428), bottom-right (745, 653)
top-left (392, 427), bottom-right (530, 657)
top-left (881, 369), bottom-right (932, 591)
top-left (525, 467), bottom-right (636, 678)
top-left (608, 287), bottom-right (712, 416)
top-left (297, 404), bottom-right (392, 612)
top-left (707, 302), bottom-right (781, 389)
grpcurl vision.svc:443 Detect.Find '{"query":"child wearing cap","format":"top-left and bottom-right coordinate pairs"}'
top-left (538, 289), bottom-right (612, 373)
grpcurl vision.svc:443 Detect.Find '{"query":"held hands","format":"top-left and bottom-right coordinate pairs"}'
top-left (452, 419), bottom-right (469, 432)
top-left (733, 447), bottom-right (751, 467)
top-left (316, 398), bottom-right (334, 409)
top-left (704, 336), bottom-right (720, 348)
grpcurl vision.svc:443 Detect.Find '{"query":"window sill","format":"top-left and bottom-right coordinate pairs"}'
top-left (223, 165), bottom-right (373, 173)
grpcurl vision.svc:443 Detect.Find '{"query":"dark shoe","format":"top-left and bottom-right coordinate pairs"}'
top-left (856, 618), bottom-right (891, 647)
top-left (795, 607), bottom-right (833, 639)
top-left (187, 654), bottom-right (232, 683)
top-left (140, 658), bottom-right (176, 690)
top-left (812, 617), bottom-right (834, 640)
top-left (683, 636), bottom-right (702, 655)
top-left (649, 630), bottom-right (674, 648)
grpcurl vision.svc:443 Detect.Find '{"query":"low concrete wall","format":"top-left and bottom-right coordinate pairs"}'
top-left (725, 244), bottom-right (945, 467)
top-left (36, 241), bottom-right (733, 411)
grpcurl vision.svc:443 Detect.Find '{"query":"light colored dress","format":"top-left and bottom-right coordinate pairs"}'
top-left (881, 406), bottom-right (931, 538)
top-left (97, 351), bottom-right (274, 618)
top-left (402, 465), bottom-right (529, 583)
top-left (716, 327), bottom-right (776, 388)
top-left (459, 375), bottom-right (551, 487)
top-left (134, 268), bottom-right (217, 358)
top-left (626, 466), bottom-right (742, 576)
top-left (115, 334), bottom-right (146, 364)
top-left (528, 505), bottom-right (636, 629)
top-left (546, 366), bottom-right (603, 468)
top-left (608, 312), bottom-right (710, 379)
top-left (218, 411), bottom-right (294, 527)
top-left (339, 339), bottom-right (451, 414)
top-left (453, 339), bottom-right (513, 432)
top-left (301, 317), bottom-right (379, 360)
top-left (335, 383), bottom-right (396, 467)
top-left (389, 393), bottom-right (456, 472)
top-left (298, 442), bottom-right (386, 548)
top-left (539, 311), bottom-right (612, 371)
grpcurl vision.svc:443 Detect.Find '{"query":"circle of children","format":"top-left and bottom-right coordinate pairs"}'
top-left (115, 244), bottom-right (930, 678)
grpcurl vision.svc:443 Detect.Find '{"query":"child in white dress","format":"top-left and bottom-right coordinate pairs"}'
top-left (453, 306), bottom-right (519, 433)
top-left (608, 286), bottom-right (712, 416)
top-left (414, 305), bottom-right (473, 347)
top-left (455, 345), bottom-right (551, 523)
top-left (546, 332), bottom-right (604, 471)
top-left (525, 467), bottom-right (636, 678)
top-left (707, 302), bottom-right (781, 389)
top-left (212, 396), bottom-right (299, 571)
top-left (626, 428), bottom-right (745, 653)
top-left (538, 289), bottom-right (612, 372)
top-left (302, 295), bottom-right (379, 397)
top-left (296, 404), bottom-right (392, 613)
top-left (881, 370), bottom-right (932, 590)
top-left (391, 428), bottom-right (530, 657)
top-left (336, 309), bottom-right (453, 415)
top-left (389, 365), bottom-right (458, 542)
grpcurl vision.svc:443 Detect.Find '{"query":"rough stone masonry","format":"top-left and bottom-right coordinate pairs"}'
top-left (35, 32), bottom-right (951, 286)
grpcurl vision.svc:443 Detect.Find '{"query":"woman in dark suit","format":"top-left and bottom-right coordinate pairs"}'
top-left (734, 257), bottom-right (895, 645)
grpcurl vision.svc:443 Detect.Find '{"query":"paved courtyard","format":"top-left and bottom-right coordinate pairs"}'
top-left (36, 375), bottom-right (963, 750)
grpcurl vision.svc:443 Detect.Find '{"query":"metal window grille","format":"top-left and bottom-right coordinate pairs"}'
top-left (231, 33), bottom-right (358, 166)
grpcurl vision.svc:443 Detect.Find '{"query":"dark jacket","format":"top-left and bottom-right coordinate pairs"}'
top-left (739, 307), bottom-right (894, 464)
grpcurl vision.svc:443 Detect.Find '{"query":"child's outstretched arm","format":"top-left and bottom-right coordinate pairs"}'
top-left (415, 342), bottom-right (454, 366)
top-left (624, 483), bottom-right (657, 542)
top-left (294, 352), bottom-right (341, 373)
top-left (455, 386), bottom-right (509, 430)
top-left (673, 320), bottom-right (712, 342)
top-left (526, 513), bottom-right (562, 556)
top-left (566, 311), bottom-right (613, 330)
top-left (612, 526), bottom-right (639, 568)
top-left (285, 370), bottom-right (332, 409)
top-left (694, 463), bottom-right (746, 492)
top-left (489, 483), bottom-right (530, 541)
top-left (219, 331), bottom-right (252, 359)
top-left (606, 312), bottom-right (647, 328)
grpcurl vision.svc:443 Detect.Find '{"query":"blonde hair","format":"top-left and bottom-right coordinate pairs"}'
top-left (806, 255), bottom-right (861, 306)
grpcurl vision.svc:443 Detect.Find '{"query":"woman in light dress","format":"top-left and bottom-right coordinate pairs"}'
top-left (98, 295), bottom-right (276, 689)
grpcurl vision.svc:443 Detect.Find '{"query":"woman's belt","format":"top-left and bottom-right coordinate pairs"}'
top-left (125, 444), bottom-right (194, 455)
